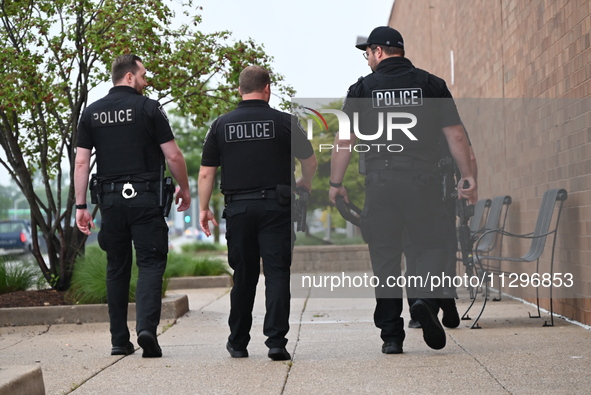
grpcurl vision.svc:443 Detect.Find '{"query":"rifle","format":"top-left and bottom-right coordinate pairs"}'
top-left (456, 182), bottom-right (476, 298)
top-left (438, 156), bottom-right (457, 201)
top-left (335, 196), bottom-right (362, 228)
top-left (293, 187), bottom-right (310, 232)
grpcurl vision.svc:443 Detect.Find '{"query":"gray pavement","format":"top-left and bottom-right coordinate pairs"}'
top-left (1, 273), bottom-right (591, 394)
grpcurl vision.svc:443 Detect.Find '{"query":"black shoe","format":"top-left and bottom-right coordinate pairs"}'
top-left (381, 342), bottom-right (403, 354)
top-left (268, 347), bottom-right (291, 361)
top-left (226, 342), bottom-right (248, 358)
top-left (440, 298), bottom-right (460, 329)
top-left (410, 300), bottom-right (446, 350)
top-left (408, 319), bottom-right (422, 329)
top-left (137, 330), bottom-right (162, 358)
top-left (111, 342), bottom-right (135, 356)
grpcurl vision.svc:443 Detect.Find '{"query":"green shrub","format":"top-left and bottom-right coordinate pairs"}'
top-left (165, 253), bottom-right (230, 278)
top-left (0, 257), bottom-right (39, 294)
top-left (180, 242), bottom-right (226, 254)
top-left (68, 246), bottom-right (139, 304)
top-left (68, 247), bottom-right (228, 305)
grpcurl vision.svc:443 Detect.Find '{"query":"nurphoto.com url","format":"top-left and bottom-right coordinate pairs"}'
top-left (300, 272), bottom-right (574, 293)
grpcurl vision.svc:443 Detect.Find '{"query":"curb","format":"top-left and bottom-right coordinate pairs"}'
top-left (0, 294), bottom-right (189, 327)
top-left (0, 365), bottom-right (44, 395)
top-left (0, 275), bottom-right (232, 327)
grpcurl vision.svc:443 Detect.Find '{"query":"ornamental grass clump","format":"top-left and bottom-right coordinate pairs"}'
top-left (0, 256), bottom-right (39, 294)
top-left (68, 246), bottom-right (139, 304)
top-left (165, 253), bottom-right (230, 278)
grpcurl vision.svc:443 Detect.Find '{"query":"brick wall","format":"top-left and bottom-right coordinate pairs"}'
top-left (292, 245), bottom-right (371, 273)
top-left (390, 0), bottom-right (591, 324)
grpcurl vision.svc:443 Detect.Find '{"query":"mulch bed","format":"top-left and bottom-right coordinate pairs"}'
top-left (0, 289), bottom-right (71, 308)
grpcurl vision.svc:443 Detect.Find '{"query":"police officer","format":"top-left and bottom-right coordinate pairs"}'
top-left (329, 26), bottom-right (477, 354)
top-left (74, 54), bottom-right (191, 358)
top-left (406, 126), bottom-right (479, 329)
top-left (198, 65), bottom-right (316, 361)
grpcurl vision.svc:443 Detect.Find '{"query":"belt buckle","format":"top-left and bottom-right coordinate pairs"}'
top-left (121, 182), bottom-right (137, 199)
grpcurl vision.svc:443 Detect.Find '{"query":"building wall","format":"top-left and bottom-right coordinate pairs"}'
top-left (390, 0), bottom-right (591, 324)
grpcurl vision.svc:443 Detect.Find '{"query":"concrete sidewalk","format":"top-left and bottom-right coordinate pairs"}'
top-left (1, 273), bottom-right (591, 394)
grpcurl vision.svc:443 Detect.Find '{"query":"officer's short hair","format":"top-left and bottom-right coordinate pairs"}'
top-left (239, 66), bottom-right (271, 94)
top-left (370, 44), bottom-right (405, 57)
top-left (111, 54), bottom-right (143, 84)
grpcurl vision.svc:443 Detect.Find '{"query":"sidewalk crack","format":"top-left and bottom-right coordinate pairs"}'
top-left (280, 285), bottom-right (311, 394)
top-left (0, 324), bottom-right (51, 351)
top-left (449, 334), bottom-right (511, 394)
top-left (63, 356), bottom-right (128, 394)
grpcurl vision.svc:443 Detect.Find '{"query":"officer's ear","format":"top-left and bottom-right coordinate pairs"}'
top-left (373, 46), bottom-right (383, 59)
top-left (238, 86), bottom-right (244, 96)
top-left (263, 84), bottom-right (271, 102)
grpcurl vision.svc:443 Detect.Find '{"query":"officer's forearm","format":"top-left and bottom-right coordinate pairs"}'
top-left (165, 147), bottom-right (189, 192)
top-left (299, 154), bottom-right (317, 186)
top-left (161, 140), bottom-right (190, 191)
top-left (469, 147), bottom-right (478, 183)
top-left (74, 148), bottom-right (91, 204)
top-left (198, 166), bottom-right (217, 211)
top-left (442, 125), bottom-right (473, 179)
top-left (330, 136), bottom-right (353, 183)
top-left (74, 167), bottom-right (90, 205)
top-left (168, 157), bottom-right (190, 192)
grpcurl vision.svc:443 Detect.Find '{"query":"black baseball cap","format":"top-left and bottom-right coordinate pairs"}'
top-left (355, 26), bottom-right (404, 50)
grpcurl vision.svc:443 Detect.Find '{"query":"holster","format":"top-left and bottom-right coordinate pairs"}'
top-left (89, 174), bottom-right (101, 204)
top-left (276, 184), bottom-right (292, 206)
top-left (161, 177), bottom-right (175, 217)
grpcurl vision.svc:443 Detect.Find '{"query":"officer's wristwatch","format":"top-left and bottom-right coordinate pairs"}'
top-left (75, 204), bottom-right (87, 210)
top-left (329, 181), bottom-right (342, 188)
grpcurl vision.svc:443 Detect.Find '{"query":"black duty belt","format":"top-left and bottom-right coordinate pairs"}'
top-left (100, 181), bottom-right (159, 195)
top-left (365, 158), bottom-right (438, 173)
top-left (225, 189), bottom-right (276, 203)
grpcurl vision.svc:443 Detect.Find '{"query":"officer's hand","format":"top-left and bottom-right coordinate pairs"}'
top-left (328, 186), bottom-right (349, 205)
top-left (199, 209), bottom-right (218, 238)
top-left (458, 177), bottom-right (477, 205)
top-left (295, 177), bottom-right (312, 193)
top-left (76, 209), bottom-right (95, 236)
top-left (175, 186), bottom-right (191, 212)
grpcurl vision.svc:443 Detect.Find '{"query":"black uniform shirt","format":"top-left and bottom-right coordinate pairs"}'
top-left (77, 86), bottom-right (174, 181)
top-left (343, 57), bottom-right (462, 163)
top-left (201, 100), bottom-right (314, 194)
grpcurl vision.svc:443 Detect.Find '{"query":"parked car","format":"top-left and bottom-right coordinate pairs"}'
top-left (184, 227), bottom-right (204, 240)
top-left (0, 220), bottom-right (33, 256)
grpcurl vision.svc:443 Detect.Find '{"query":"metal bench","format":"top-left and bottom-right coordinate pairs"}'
top-left (475, 195), bottom-right (512, 301)
top-left (469, 198), bottom-right (491, 237)
top-left (475, 195), bottom-right (512, 254)
top-left (465, 188), bottom-right (567, 328)
top-left (459, 196), bottom-right (510, 320)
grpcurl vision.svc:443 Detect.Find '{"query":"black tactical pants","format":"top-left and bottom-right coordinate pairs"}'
top-left (405, 196), bottom-right (459, 307)
top-left (361, 168), bottom-right (449, 343)
top-left (224, 199), bottom-right (292, 350)
top-left (97, 192), bottom-right (168, 347)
